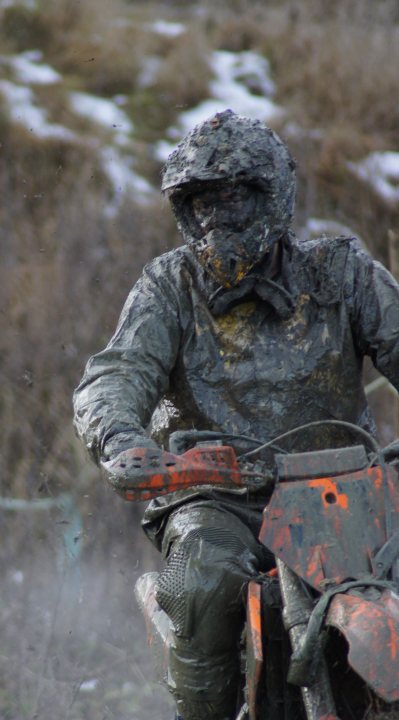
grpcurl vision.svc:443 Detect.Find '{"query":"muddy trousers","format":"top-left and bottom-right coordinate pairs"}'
top-left (155, 501), bottom-right (269, 720)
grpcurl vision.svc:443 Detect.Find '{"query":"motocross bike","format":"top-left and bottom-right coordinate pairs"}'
top-left (107, 420), bottom-right (399, 720)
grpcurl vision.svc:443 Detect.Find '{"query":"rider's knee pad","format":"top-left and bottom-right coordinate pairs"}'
top-left (156, 524), bottom-right (259, 644)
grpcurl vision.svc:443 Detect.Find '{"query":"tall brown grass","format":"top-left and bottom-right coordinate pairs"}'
top-left (1, 121), bottom-right (178, 498)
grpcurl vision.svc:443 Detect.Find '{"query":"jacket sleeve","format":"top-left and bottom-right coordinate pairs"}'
top-left (73, 260), bottom-right (182, 464)
top-left (346, 244), bottom-right (399, 390)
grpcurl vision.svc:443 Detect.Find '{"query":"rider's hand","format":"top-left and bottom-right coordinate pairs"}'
top-left (101, 447), bottom-right (166, 496)
top-left (238, 458), bottom-right (275, 493)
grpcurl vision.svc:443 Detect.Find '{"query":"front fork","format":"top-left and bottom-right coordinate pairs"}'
top-left (276, 558), bottom-right (339, 720)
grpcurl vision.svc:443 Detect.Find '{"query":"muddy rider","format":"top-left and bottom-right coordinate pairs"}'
top-left (73, 110), bottom-right (399, 720)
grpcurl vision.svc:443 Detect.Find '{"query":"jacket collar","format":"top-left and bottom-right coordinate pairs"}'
top-left (202, 234), bottom-right (299, 318)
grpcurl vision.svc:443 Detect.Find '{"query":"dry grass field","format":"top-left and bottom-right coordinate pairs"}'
top-left (1, 0), bottom-right (399, 717)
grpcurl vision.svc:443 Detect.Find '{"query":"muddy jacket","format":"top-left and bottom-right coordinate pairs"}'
top-left (73, 233), bottom-right (399, 534)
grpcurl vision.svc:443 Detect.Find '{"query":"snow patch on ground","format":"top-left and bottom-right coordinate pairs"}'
top-left (68, 94), bottom-right (154, 210)
top-left (348, 152), bottom-right (399, 205)
top-left (156, 50), bottom-right (283, 161)
top-left (144, 19), bottom-right (186, 37)
top-left (100, 145), bottom-right (154, 216)
top-left (211, 50), bottom-right (276, 101)
top-left (2, 50), bottom-right (61, 84)
top-left (0, 80), bottom-right (76, 140)
top-left (69, 91), bottom-right (134, 144)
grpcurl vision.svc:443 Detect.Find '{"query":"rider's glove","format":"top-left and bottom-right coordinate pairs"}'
top-left (101, 447), bottom-right (166, 497)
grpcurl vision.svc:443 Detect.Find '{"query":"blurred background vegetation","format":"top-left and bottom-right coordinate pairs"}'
top-left (1, 0), bottom-right (399, 718)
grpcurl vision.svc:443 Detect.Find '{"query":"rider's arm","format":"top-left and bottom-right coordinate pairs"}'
top-left (73, 256), bottom-right (182, 465)
top-left (346, 243), bottom-right (399, 390)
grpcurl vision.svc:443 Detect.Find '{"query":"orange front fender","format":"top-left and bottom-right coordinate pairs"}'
top-left (326, 589), bottom-right (399, 702)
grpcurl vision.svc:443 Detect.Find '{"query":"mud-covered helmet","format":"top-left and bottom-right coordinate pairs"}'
top-left (161, 109), bottom-right (296, 287)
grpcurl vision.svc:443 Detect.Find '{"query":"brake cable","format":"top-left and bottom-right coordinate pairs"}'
top-left (237, 419), bottom-right (380, 459)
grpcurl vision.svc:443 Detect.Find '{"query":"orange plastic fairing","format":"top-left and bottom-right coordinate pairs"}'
top-left (327, 589), bottom-right (399, 701)
top-left (259, 466), bottom-right (399, 591)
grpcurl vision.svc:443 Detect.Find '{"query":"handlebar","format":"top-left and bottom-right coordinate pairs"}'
top-left (104, 423), bottom-right (399, 502)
